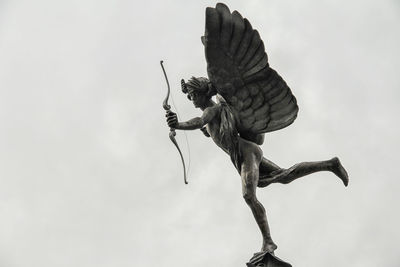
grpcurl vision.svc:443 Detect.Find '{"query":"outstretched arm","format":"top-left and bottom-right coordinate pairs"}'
top-left (166, 106), bottom-right (218, 130)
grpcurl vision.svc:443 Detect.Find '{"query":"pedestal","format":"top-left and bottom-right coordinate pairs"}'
top-left (246, 251), bottom-right (292, 267)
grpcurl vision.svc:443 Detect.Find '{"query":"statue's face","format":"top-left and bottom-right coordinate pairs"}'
top-left (188, 90), bottom-right (208, 108)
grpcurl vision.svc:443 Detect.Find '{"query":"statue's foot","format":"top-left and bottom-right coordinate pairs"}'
top-left (262, 239), bottom-right (277, 253)
top-left (331, 157), bottom-right (349, 187)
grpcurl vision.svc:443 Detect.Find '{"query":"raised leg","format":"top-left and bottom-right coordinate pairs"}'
top-left (241, 151), bottom-right (277, 253)
top-left (266, 157), bottom-right (349, 186)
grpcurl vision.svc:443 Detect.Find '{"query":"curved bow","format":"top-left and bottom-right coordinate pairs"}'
top-left (160, 60), bottom-right (188, 184)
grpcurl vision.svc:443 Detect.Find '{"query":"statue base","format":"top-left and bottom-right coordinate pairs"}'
top-left (246, 251), bottom-right (292, 267)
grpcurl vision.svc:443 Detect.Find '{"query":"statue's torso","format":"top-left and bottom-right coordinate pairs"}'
top-left (206, 104), bottom-right (237, 155)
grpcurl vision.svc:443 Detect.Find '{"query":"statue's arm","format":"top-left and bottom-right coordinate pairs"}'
top-left (175, 117), bottom-right (203, 130)
top-left (167, 106), bottom-right (218, 130)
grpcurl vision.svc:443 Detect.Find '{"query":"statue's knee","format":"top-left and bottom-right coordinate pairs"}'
top-left (243, 191), bottom-right (255, 204)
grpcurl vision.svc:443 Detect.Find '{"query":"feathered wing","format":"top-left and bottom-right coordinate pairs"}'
top-left (204, 3), bottom-right (299, 134)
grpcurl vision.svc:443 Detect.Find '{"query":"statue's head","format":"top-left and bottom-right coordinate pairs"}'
top-left (181, 77), bottom-right (216, 108)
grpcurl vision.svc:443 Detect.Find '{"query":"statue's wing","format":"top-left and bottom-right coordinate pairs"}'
top-left (204, 3), bottom-right (298, 134)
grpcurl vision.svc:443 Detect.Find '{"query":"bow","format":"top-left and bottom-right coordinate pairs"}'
top-left (160, 60), bottom-right (188, 184)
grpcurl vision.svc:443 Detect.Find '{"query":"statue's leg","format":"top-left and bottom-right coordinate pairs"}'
top-left (240, 144), bottom-right (278, 253)
top-left (269, 157), bottom-right (348, 186)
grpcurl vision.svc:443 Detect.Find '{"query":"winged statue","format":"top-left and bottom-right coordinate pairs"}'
top-left (165, 3), bottom-right (348, 255)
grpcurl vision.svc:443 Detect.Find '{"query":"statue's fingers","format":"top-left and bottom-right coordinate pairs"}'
top-left (166, 112), bottom-right (176, 118)
top-left (167, 120), bottom-right (176, 127)
top-left (167, 114), bottom-right (177, 120)
top-left (169, 121), bottom-right (177, 127)
top-left (167, 117), bottom-right (177, 123)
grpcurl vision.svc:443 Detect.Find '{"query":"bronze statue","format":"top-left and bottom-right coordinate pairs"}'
top-left (164, 2), bottom-right (348, 258)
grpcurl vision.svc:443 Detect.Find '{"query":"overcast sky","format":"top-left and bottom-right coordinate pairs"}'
top-left (0, 0), bottom-right (399, 266)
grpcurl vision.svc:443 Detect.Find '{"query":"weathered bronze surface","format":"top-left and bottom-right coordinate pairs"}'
top-left (164, 3), bottom-right (349, 265)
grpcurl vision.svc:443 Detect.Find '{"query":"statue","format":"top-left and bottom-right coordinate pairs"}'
top-left (163, 3), bottom-right (348, 265)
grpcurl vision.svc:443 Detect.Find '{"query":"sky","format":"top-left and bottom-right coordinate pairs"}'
top-left (0, 0), bottom-right (399, 266)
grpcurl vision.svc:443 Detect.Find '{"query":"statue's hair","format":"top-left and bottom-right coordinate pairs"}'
top-left (181, 77), bottom-right (216, 99)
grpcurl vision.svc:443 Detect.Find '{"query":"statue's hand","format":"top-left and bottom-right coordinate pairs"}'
top-left (166, 110), bottom-right (179, 129)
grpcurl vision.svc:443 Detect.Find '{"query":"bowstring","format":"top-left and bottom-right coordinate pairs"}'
top-left (170, 93), bottom-right (191, 178)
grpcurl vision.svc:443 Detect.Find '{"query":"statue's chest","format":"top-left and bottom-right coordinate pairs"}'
top-left (206, 120), bottom-right (219, 137)
top-left (206, 117), bottom-right (225, 146)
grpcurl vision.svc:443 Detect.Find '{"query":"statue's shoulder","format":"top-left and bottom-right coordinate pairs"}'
top-left (203, 103), bottom-right (222, 119)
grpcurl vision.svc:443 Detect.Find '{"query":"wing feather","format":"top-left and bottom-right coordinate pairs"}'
top-left (243, 62), bottom-right (268, 79)
top-left (245, 42), bottom-right (266, 70)
top-left (241, 116), bottom-right (256, 129)
top-left (242, 98), bottom-right (252, 109)
top-left (236, 88), bottom-right (249, 101)
top-left (240, 30), bottom-right (261, 68)
top-left (254, 103), bottom-right (270, 118)
top-left (230, 11), bottom-right (245, 55)
top-left (252, 119), bottom-right (268, 131)
top-left (235, 19), bottom-right (253, 64)
top-left (216, 3), bottom-right (232, 47)
top-left (270, 91), bottom-right (292, 112)
top-left (264, 79), bottom-right (281, 99)
top-left (269, 83), bottom-right (288, 105)
top-left (205, 8), bottom-right (220, 41)
top-left (248, 83), bottom-right (260, 96)
top-left (251, 94), bottom-right (264, 110)
top-left (271, 98), bottom-right (297, 118)
top-left (241, 107), bottom-right (253, 117)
